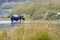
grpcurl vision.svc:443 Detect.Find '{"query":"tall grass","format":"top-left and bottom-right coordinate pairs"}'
top-left (0, 23), bottom-right (59, 40)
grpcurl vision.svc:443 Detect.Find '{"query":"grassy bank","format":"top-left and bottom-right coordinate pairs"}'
top-left (0, 18), bottom-right (10, 21)
top-left (0, 23), bottom-right (59, 40)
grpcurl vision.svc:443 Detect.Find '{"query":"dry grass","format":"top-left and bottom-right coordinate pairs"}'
top-left (0, 23), bottom-right (60, 40)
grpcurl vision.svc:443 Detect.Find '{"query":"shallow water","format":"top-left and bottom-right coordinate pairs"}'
top-left (0, 21), bottom-right (21, 31)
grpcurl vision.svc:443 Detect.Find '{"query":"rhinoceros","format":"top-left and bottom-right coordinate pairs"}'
top-left (10, 15), bottom-right (25, 23)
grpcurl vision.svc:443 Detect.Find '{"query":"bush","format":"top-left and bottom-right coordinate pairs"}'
top-left (45, 10), bottom-right (57, 20)
top-left (11, 3), bottom-right (60, 20)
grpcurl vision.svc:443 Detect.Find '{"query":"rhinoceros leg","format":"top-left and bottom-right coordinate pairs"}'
top-left (11, 19), bottom-right (13, 22)
top-left (20, 19), bottom-right (21, 24)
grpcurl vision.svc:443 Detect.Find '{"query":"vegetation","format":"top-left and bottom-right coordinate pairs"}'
top-left (0, 1), bottom-right (60, 40)
top-left (10, 3), bottom-right (60, 20)
top-left (0, 23), bottom-right (59, 40)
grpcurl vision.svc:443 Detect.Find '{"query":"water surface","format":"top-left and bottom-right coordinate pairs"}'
top-left (0, 21), bottom-right (21, 31)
